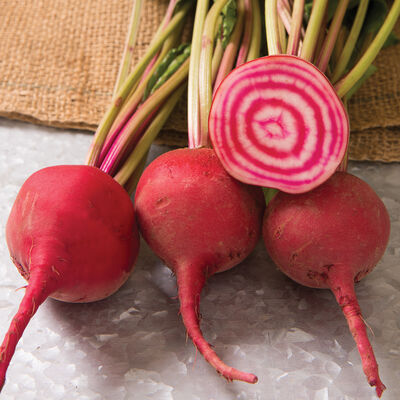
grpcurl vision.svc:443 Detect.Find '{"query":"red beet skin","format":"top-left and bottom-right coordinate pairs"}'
top-left (263, 172), bottom-right (390, 397)
top-left (0, 165), bottom-right (139, 390)
top-left (135, 148), bottom-right (264, 383)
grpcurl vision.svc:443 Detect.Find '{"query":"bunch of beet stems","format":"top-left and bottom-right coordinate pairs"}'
top-left (0, 0), bottom-right (194, 392)
top-left (260, 0), bottom-right (399, 396)
top-left (86, 0), bottom-right (193, 193)
top-left (185, 0), bottom-right (262, 381)
top-left (271, 0), bottom-right (400, 101)
top-left (189, 0), bottom-right (262, 148)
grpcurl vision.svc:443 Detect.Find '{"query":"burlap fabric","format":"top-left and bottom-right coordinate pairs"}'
top-left (0, 0), bottom-right (399, 161)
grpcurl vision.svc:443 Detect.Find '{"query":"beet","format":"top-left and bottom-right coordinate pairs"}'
top-left (135, 147), bottom-right (264, 383)
top-left (263, 172), bottom-right (390, 397)
top-left (0, 165), bottom-right (139, 390)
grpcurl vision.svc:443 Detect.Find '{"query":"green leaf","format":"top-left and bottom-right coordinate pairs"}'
top-left (262, 187), bottom-right (279, 205)
top-left (175, 0), bottom-right (191, 10)
top-left (215, 0), bottom-right (237, 49)
top-left (361, 0), bottom-right (388, 34)
top-left (304, 0), bottom-right (313, 21)
top-left (351, 0), bottom-right (396, 51)
top-left (143, 44), bottom-right (191, 101)
top-left (341, 0), bottom-right (398, 72)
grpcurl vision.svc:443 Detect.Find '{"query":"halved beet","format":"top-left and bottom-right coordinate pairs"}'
top-left (209, 55), bottom-right (349, 193)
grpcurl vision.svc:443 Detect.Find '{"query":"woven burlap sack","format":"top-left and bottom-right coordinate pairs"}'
top-left (0, 0), bottom-right (399, 161)
top-left (0, 0), bottom-right (168, 129)
top-left (346, 21), bottom-right (400, 162)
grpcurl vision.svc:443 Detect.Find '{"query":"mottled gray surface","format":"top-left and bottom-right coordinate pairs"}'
top-left (0, 118), bottom-right (398, 400)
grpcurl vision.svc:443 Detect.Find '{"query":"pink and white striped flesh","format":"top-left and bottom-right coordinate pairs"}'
top-left (209, 55), bottom-right (349, 194)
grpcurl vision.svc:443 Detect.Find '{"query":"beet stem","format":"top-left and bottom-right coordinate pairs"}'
top-left (113, 0), bottom-right (143, 95)
top-left (0, 271), bottom-right (56, 391)
top-left (236, 0), bottom-right (253, 66)
top-left (300, 0), bottom-right (328, 61)
top-left (213, 0), bottom-right (245, 95)
top-left (99, 58), bottom-right (190, 176)
top-left (331, 0), bottom-right (369, 83)
top-left (114, 84), bottom-right (186, 187)
top-left (265, 0), bottom-right (282, 55)
top-left (187, 0), bottom-right (210, 149)
top-left (315, 0), bottom-right (349, 73)
top-left (334, 0), bottom-right (400, 98)
top-left (328, 268), bottom-right (386, 398)
top-left (247, 0), bottom-right (262, 61)
top-left (286, 0), bottom-right (304, 55)
top-left (176, 267), bottom-right (258, 384)
top-left (85, 2), bottom-right (191, 166)
top-left (199, 0), bottom-right (228, 147)
top-left (277, 0), bottom-right (292, 35)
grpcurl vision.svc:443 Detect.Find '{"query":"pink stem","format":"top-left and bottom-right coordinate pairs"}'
top-left (316, 0), bottom-right (350, 73)
top-left (94, 0), bottom-right (180, 168)
top-left (277, 0), bottom-right (292, 33)
top-left (140, 0), bottom-right (178, 84)
top-left (286, 0), bottom-right (305, 55)
top-left (99, 55), bottom-right (190, 175)
top-left (280, 0), bottom-right (291, 10)
top-left (236, 0), bottom-right (253, 66)
top-left (97, 96), bottom-right (142, 166)
top-left (328, 266), bottom-right (386, 398)
top-left (176, 266), bottom-right (258, 384)
top-left (116, 0), bottom-right (178, 137)
top-left (0, 271), bottom-right (57, 390)
top-left (100, 105), bottom-right (159, 176)
top-left (213, 43), bottom-right (240, 96)
top-left (213, 1), bottom-right (245, 94)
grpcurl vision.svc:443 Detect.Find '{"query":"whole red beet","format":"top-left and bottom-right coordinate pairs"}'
top-left (135, 147), bottom-right (264, 383)
top-left (0, 165), bottom-right (139, 390)
top-left (263, 172), bottom-right (390, 397)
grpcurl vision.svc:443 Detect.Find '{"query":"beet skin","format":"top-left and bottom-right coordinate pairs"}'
top-left (263, 172), bottom-right (390, 397)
